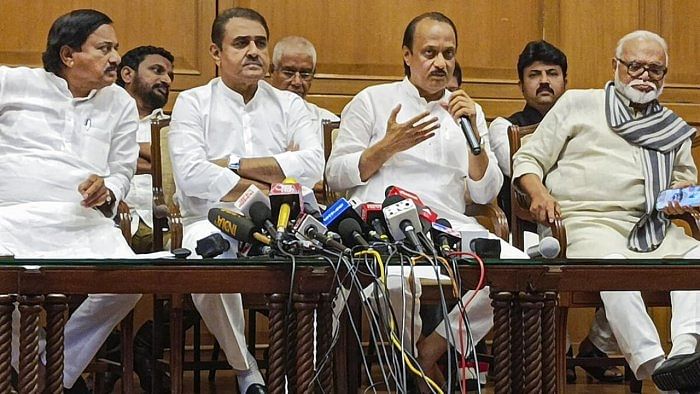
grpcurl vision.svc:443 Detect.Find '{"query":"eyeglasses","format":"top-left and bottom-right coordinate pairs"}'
top-left (616, 58), bottom-right (667, 81)
top-left (278, 68), bottom-right (314, 81)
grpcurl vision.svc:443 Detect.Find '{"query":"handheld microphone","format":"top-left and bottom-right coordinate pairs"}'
top-left (234, 184), bottom-right (270, 216)
top-left (359, 202), bottom-right (389, 240)
top-left (249, 201), bottom-right (279, 239)
top-left (382, 197), bottom-right (424, 253)
top-left (195, 233), bottom-right (230, 258)
top-left (458, 116), bottom-right (481, 155)
top-left (208, 208), bottom-right (270, 245)
top-left (526, 236), bottom-right (560, 258)
top-left (430, 218), bottom-right (462, 256)
top-left (269, 178), bottom-right (302, 236)
top-left (294, 213), bottom-right (350, 253)
top-left (338, 218), bottom-right (370, 248)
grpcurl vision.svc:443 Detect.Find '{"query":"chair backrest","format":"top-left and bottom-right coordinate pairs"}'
top-left (507, 123), bottom-right (568, 256)
top-left (150, 116), bottom-right (183, 250)
top-left (320, 120), bottom-right (342, 204)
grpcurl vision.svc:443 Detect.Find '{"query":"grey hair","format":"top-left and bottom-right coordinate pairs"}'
top-left (272, 36), bottom-right (317, 68)
top-left (615, 30), bottom-right (669, 65)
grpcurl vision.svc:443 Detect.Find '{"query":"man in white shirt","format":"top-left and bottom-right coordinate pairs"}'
top-left (514, 30), bottom-right (700, 392)
top-left (326, 12), bottom-right (527, 389)
top-left (118, 45), bottom-right (174, 253)
top-left (0, 9), bottom-right (140, 393)
top-left (269, 36), bottom-right (339, 128)
top-left (168, 8), bottom-right (323, 394)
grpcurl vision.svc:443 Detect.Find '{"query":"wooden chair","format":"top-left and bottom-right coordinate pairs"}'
top-left (319, 119), bottom-right (341, 205)
top-left (508, 123), bottom-right (700, 392)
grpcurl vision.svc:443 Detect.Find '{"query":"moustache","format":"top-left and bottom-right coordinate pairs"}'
top-left (536, 85), bottom-right (555, 95)
top-left (243, 60), bottom-right (263, 67)
top-left (152, 84), bottom-right (169, 94)
top-left (629, 80), bottom-right (657, 90)
top-left (429, 70), bottom-right (447, 77)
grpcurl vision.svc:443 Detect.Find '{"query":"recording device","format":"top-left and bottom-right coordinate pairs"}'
top-left (430, 218), bottom-right (462, 255)
top-left (338, 217), bottom-right (370, 248)
top-left (322, 197), bottom-right (370, 234)
top-left (385, 185), bottom-right (438, 228)
top-left (655, 185), bottom-right (700, 210)
top-left (458, 116), bottom-right (482, 156)
top-left (294, 213), bottom-right (349, 253)
top-left (301, 186), bottom-right (322, 219)
top-left (382, 197), bottom-right (424, 252)
top-left (469, 238), bottom-right (501, 258)
top-left (208, 208), bottom-right (270, 245)
top-left (269, 178), bottom-right (302, 236)
top-left (249, 201), bottom-right (279, 239)
top-left (526, 236), bottom-right (560, 259)
top-left (195, 233), bottom-right (230, 258)
top-left (460, 229), bottom-right (490, 252)
top-left (234, 184), bottom-right (270, 216)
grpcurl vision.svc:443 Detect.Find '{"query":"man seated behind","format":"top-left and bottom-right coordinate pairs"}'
top-left (168, 7), bottom-right (323, 394)
top-left (326, 11), bottom-right (527, 390)
top-left (0, 9), bottom-right (140, 392)
top-left (118, 45), bottom-right (174, 253)
top-left (513, 30), bottom-right (700, 392)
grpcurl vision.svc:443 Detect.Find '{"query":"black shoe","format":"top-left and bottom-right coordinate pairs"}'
top-left (64, 376), bottom-right (91, 394)
top-left (652, 352), bottom-right (700, 391)
top-left (566, 347), bottom-right (577, 383)
top-left (245, 383), bottom-right (268, 394)
top-left (576, 337), bottom-right (624, 383)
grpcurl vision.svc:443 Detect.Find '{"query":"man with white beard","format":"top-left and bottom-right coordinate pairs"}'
top-left (513, 30), bottom-right (700, 392)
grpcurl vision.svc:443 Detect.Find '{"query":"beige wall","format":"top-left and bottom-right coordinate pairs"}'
top-left (4, 0), bottom-right (697, 348)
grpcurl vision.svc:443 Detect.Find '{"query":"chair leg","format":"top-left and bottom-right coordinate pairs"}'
top-left (556, 306), bottom-right (569, 392)
top-left (170, 294), bottom-right (184, 394)
top-left (121, 310), bottom-right (134, 394)
top-left (193, 317), bottom-right (201, 394)
top-left (152, 298), bottom-right (166, 394)
top-left (209, 341), bottom-right (221, 382)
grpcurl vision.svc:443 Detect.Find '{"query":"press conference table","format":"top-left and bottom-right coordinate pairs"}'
top-left (3, 258), bottom-right (700, 394)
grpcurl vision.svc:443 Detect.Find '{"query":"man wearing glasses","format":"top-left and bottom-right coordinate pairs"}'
top-left (514, 30), bottom-right (700, 392)
top-left (270, 36), bottom-right (339, 136)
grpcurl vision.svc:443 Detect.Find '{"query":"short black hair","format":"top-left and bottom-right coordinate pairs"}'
top-left (211, 7), bottom-right (269, 48)
top-left (402, 12), bottom-right (458, 76)
top-left (42, 9), bottom-right (113, 74)
top-left (517, 40), bottom-right (568, 81)
top-left (117, 46), bottom-right (174, 87)
top-left (453, 61), bottom-right (462, 86)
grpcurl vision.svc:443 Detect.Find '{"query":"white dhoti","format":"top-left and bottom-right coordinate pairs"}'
top-left (0, 202), bottom-right (142, 388)
top-left (181, 219), bottom-right (252, 371)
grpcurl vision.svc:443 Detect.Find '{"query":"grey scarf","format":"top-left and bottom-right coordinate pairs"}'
top-left (604, 81), bottom-right (696, 252)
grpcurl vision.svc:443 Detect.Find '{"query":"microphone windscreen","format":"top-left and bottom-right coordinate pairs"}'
top-left (249, 201), bottom-right (272, 227)
top-left (338, 218), bottom-right (363, 246)
top-left (384, 185), bottom-right (395, 197)
top-left (539, 236), bottom-right (561, 258)
top-left (436, 218), bottom-right (452, 228)
top-left (381, 194), bottom-right (404, 208)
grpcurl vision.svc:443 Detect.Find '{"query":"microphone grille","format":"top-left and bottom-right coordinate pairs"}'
top-left (539, 236), bottom-right (561, 259)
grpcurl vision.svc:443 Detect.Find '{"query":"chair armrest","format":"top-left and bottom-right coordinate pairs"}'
top-left (512, 182), bottom-right (568, 257)
top-left (670, 210), bottom-right (700, 240)
top-left (465, 203), bottom-right (509, 241)
top-left (117, 201), bottom-right (132, 247)
top-left (169, 204), bottom-right (183, 250)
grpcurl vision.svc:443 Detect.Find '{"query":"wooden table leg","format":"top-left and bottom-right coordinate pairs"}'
top-left (542, 292), bottom-right (558, 394)
top-left (18, 295), bottom-right (43, 394)
top-left (510, 293), bottom-right (523, 393)
top-left (491, 291), bottom-right (512, 394)
top-left (0, 295), bottom-right (15, 394)
top-left (521, 293), bottom-right (544, 394)
top-left (121, 310), bottom-right (134, 394)
top-left (44, 294), bottom-right (67, 394)
top-left (294, 293), bottom-right (319, 394)
top-left (267, 293), bottom-right (287, 394)
top-left (170, 294), bottom-right (184, 394)
top-left (286, 298), bottom-right (298, 391)
top-left (317, 293), bottom-right (334, 391)
top-left (556, 306), bottom-right (569, 393)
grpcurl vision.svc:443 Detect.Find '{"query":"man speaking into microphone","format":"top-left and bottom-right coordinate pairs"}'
top-left (326, 11), bottom-right (527, 387)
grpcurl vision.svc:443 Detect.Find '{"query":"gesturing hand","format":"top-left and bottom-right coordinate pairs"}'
top-left (78, 174), bottom-right (112, 208)
top-left (380, 104), bottom-right (440, 154)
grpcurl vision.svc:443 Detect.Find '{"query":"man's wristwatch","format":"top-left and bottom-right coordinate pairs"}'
top-left (228, 154), bottom-right (241, 172)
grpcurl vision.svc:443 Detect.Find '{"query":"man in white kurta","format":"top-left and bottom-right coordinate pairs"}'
top-left (168, 8), bottom-right (323, 393)
top-left (513, 31), bottom-right (700, 391)
top-left (326, 14), bottom-right (527, 387)
top-left (0, 9), bottom-right (140, 391)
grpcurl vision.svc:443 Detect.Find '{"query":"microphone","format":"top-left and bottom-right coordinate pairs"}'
top-left (322, 197), bottom-right (370, 234)
top-left (385, 185), bottom-right (437, 230)
top-left (430, 218), bottom-right (462, 256)
top-left (208, 208), bottom-right (270, 245)
top-left (195, 233), bottom-right (230, 258)
top-left (359, 202), bottom-right (389, 241)
top-left (234, 184), bottom-right (270, 216)
top-left (382, 197), bottom-right (424, 253)
top-left (338, 218), bottom-right (370, 248)
top-left (249, 201), bottom-right (279, 239)
top-left (458, 116), bottom-right (482, 155)
top-left (294, 213), bottom-right (350, 253)
top-left (269, 178), bottom-right (302, 237)
top-left (469, 238), bottom-right (501, 258)
top-left (526, 236), bottom-right (560, 258)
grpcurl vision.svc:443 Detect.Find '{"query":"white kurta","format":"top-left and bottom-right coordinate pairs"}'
top-left (326, 77), bottom-right (525, 354)
top-left (168, 78), bottom-right (323, 371)
top-left (512, 88), bottom-right (700, 379)
top-left (0, 66), bottom-right (140, 388)
top-left (488, 116), bottom-right (515, 178)
top-left (169, 78), bottom-right (324, 225)
top-left (512, 89), bottom-right (698, 258)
